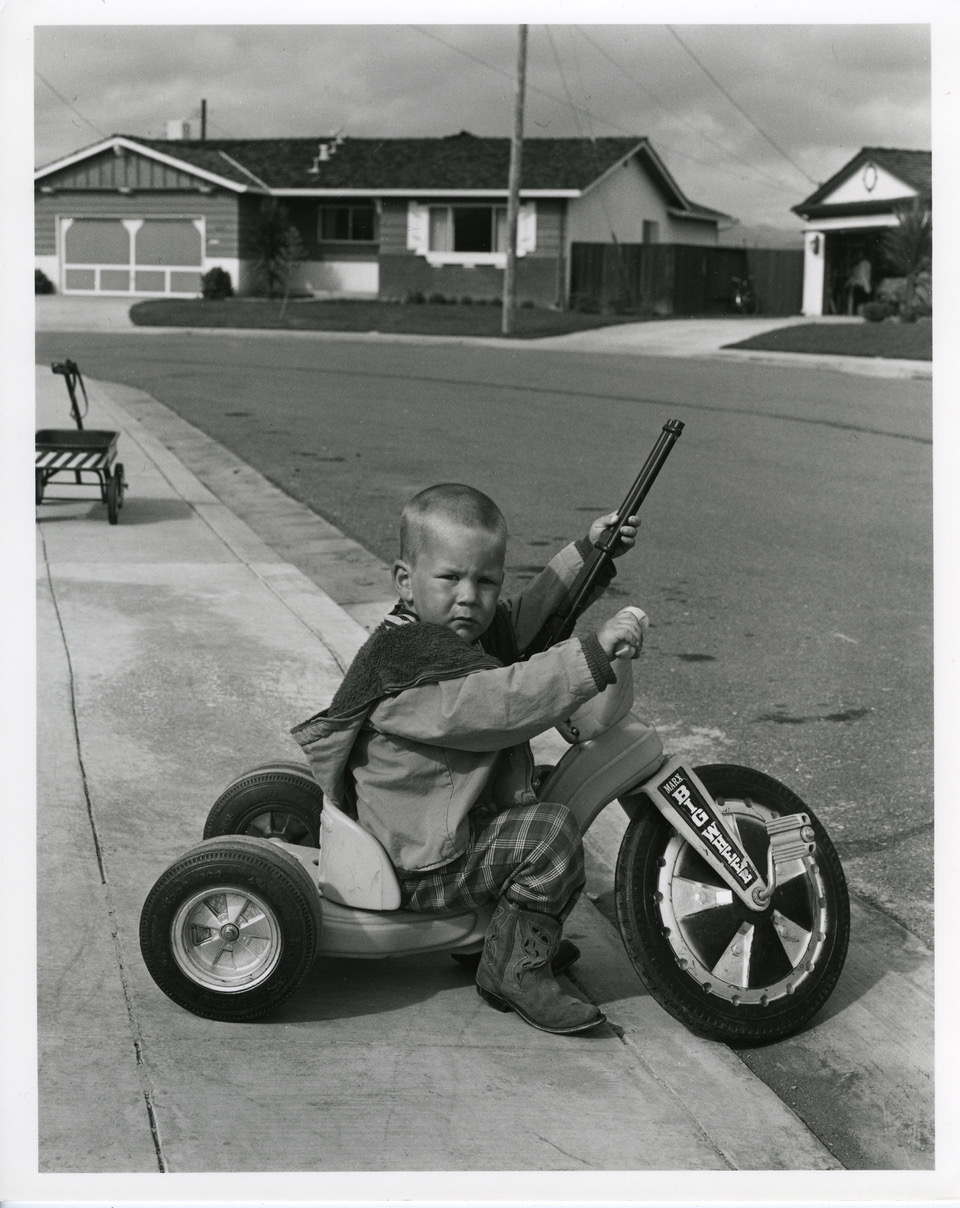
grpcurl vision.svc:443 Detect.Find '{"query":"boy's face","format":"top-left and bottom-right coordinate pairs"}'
top-left (393, 517), bottom-right (505, 642)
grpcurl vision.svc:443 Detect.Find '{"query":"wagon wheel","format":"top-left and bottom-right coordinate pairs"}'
top-left (114, 463), bottom-right (126, 510)
top-left (106, 472), bottom-right (120, 524)
top-left (35, 469), bottom-right (45, 506)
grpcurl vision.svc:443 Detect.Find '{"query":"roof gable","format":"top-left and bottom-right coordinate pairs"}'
top-left (793, 147), bottom-right (931, 217)
top-left (35, 135), bottom-right (254, 191)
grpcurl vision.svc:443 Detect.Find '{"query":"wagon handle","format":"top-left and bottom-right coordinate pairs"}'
top-left (51, 359), bottom-right (89, 430)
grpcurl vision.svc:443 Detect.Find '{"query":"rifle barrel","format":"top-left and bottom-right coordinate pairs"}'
top-left (523, 419), bottom-right (684, 656)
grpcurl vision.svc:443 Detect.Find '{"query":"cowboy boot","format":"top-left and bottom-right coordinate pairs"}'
top-left (453, 937), bottom-right (581, 975)
top-left (476, 899), bottom-right (605, 1034)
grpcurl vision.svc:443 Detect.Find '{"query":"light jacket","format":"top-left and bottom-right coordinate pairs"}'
top-left (292, 540), bottom-right (615, 872)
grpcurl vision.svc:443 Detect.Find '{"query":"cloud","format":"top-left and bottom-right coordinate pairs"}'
top-left (34, 22), bottom-right (931, 230)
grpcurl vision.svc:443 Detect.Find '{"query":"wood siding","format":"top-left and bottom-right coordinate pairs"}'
top-left (39, 148), bottom-right (221, 192)
top-left (35, 192), bottom-right (240, 257)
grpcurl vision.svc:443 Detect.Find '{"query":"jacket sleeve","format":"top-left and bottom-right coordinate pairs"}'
top-left (501, 539), bottom-right (616, 656)
top-left (368, 635), bottom-right (615, 751)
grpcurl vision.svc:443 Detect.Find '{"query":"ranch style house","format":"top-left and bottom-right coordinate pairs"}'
top-left (34, 129), bottom-right (729, 308)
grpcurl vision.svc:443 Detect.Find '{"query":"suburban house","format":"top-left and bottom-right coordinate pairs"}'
top-left (34, 130), bottom-right (728, 307)
top-left (792, 146), bottom-right (931, 316)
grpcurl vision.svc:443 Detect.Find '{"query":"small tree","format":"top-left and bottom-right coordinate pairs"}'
top-left (882, 199), bottom-right (932, 322)
top-left (278, 223), bottom-right (307, 319)
top-left (253, 198), bottom-right (306, 306)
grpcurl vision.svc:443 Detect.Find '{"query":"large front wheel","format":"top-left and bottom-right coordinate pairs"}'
top-left (139, 835), bottom-right (322, 1021)
top-left (615, 764), bottom-right (849, 1045)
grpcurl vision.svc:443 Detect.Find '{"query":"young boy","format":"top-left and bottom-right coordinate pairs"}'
top-left (292, 484), bottom-right (645, 1035)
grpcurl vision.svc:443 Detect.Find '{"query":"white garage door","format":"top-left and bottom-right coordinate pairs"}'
top-left (61, 217), bottom-right (204, 296)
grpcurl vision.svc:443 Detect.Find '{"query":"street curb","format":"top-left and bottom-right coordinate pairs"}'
top-left (129, 324), bottom-right (935, 380)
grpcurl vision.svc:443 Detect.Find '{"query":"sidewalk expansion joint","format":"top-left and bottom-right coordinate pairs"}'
top-left (38, 524), bottom-right (168, 1173)
top-left (38, 525), bottom-right (107, 887)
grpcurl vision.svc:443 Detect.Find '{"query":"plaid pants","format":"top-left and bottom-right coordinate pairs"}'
top-left (397, 802), bottom-right (585, 921)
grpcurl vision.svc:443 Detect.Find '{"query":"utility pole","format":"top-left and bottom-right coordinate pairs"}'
top-left (501, 24), bottom-right (527, 336)
top-left (201, 99), bottom-right (207, 141)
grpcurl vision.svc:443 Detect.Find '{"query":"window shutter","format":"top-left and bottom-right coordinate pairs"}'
top-left (517, 202), bottom-right (537, 255)
top-left (407, 202), bottom-right (429, 254)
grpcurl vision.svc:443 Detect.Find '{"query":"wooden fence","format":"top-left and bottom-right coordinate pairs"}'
top-left (569, 242), bottom-right (804, 317)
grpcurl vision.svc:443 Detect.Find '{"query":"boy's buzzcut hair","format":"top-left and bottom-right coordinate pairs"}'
top-left (400, 483), bottom-right (507, 563)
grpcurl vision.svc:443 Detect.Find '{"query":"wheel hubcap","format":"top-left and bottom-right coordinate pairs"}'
top-left (171, 886), bottom-right (282, 993)
top-left (245, 809), bottom-right (313, 846)
top-left (657, 797), bottom-right (829, 1005)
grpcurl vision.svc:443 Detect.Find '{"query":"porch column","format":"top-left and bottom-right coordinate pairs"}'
top-left (802, 230), bottom-right (826, 316)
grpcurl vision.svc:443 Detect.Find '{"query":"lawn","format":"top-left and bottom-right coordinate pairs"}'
top-left (724, 319), bottom-right (931, 361)
top-left (128, 299), bottom-right (933, 359)
top-left (129, 297), bottom-right (648, 340)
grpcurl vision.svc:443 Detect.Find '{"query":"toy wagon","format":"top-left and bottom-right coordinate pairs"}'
top-left (36, 360), bottom-right (126, 524)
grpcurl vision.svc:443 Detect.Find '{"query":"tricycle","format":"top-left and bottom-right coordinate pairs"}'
top-left (139, 422), bottom-right (849, 1044)
top-left (36, 360), bottom-right (126, 524)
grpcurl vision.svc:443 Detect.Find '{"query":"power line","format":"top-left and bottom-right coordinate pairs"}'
top-left (409, 25), bottom-right (807, 201)
top-left (573, 26), bottom-right (805, 197)
top-left (664, 26), bottom-right (818, 186)
top-left (544, 25), bottom-right (587, 139)
top-left (35, 70), bottom-right (108, 138)
top-left (409, 25), bottom-right (616, 136)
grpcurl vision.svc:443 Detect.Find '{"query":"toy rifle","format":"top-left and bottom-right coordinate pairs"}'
top-left (524, 419), bottom-right (684, 657)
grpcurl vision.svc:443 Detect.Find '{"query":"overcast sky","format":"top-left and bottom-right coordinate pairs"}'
top-left (33, 19), bottom-right (931, 238)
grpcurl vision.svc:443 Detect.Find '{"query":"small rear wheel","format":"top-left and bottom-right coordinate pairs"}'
top-left (615, 764), bottom-right (849, 1044)
top-left (204, 763), bottom-right (324, 847)
top-left (139, 835), bottom-right (322, 1021)
top-left (114, 463), bottom-right (125, 510)
top-left (36, 469), bottom-right (45, 506)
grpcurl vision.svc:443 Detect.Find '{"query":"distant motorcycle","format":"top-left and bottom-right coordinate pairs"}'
top-left (732, 275), bottom-right (760, 315)
top-left (139, 422), bottom-right (850, 1044)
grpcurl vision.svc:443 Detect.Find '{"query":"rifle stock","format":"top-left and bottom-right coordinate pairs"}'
top-left (524, 419), bottom-right (684, 657)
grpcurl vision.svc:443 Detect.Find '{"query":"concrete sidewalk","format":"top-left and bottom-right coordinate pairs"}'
top-left (31, 363), bottom-right (847, 1181)
top-left (35, 294), bottom-right (931, 380)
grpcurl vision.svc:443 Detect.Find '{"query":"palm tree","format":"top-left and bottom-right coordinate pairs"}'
top-left (882, 199), bottom-right (932, 321)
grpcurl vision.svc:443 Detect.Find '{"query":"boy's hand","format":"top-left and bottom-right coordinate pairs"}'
top-left (590, 511), bottom-right (639, 557)
top-left (596, 606), bottom-right (649, 661)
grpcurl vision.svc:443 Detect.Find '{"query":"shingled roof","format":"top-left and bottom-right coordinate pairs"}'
top-left (120, 131), bottom-right (666, 193)
top-left (793, 147), bottom-right (931, 216)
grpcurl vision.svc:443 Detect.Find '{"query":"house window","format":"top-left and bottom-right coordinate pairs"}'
top-left (643, 220), bottom-right (660, 244)
top-left (429, 205), bottom-right (507, 254)
top-left (319, 204), bottom-right (377, 242)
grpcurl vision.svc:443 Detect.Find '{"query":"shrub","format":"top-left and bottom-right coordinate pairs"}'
top-left (405, 290), bottom-right (426, 304)
top-left (35, 268), bottom-right (55, 295)
top-left (201, 267), bottom-right (233, 299)
top-left (859, 300), bottom-right (896, 323)
top-left (427, 292), bottom-right (447, 304)
top-left (459, 295), bottom-right (473, 305)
